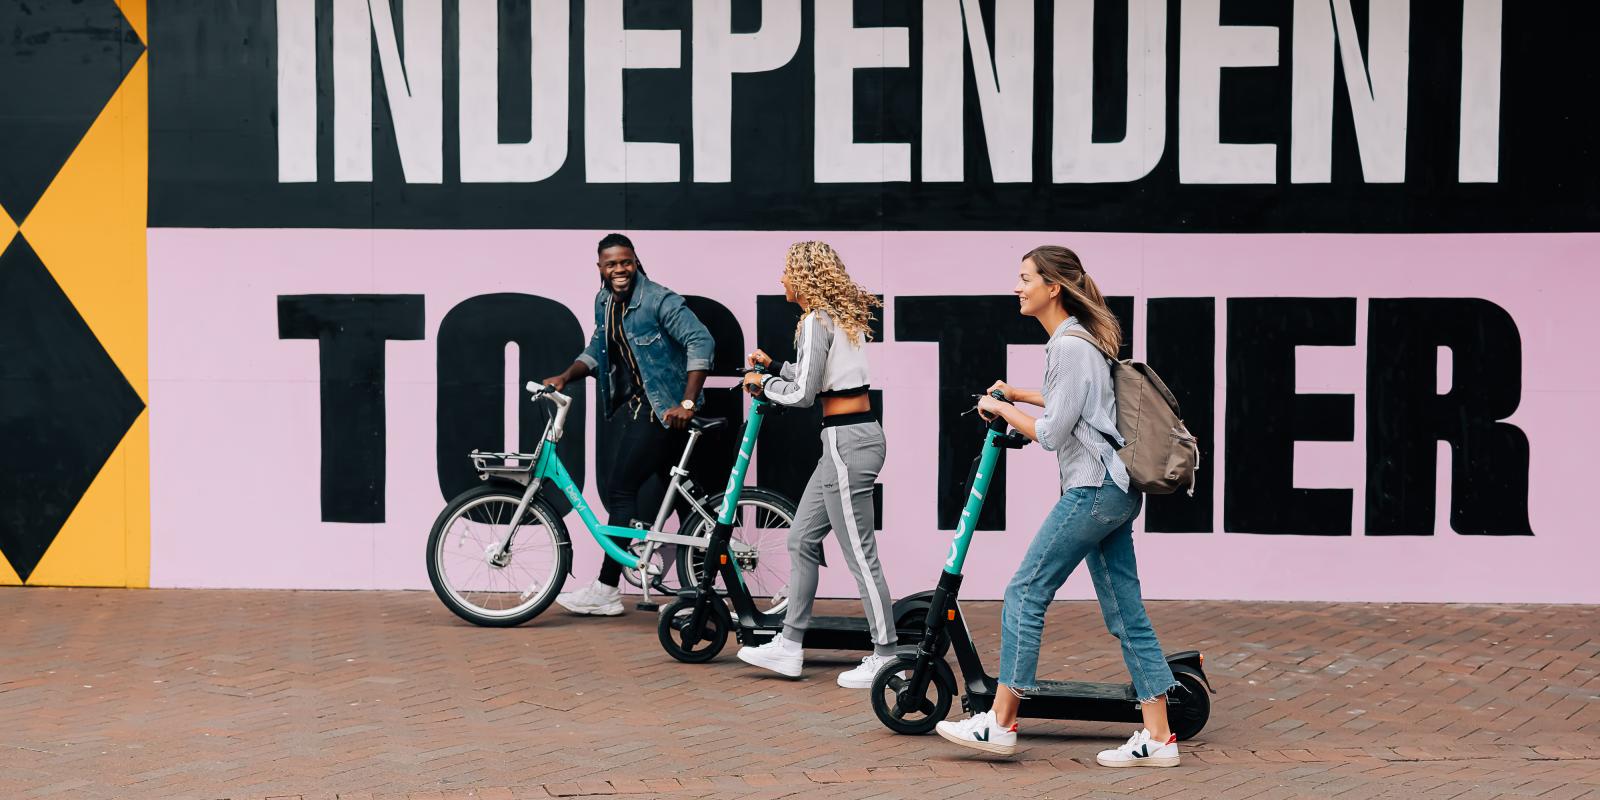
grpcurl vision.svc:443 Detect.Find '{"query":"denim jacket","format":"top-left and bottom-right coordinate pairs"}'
top-left (576, 272), bottom-right (713, 426)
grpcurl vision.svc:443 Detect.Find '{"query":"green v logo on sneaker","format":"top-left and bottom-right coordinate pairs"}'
top-left (974, 729), bottom-right (989, 742)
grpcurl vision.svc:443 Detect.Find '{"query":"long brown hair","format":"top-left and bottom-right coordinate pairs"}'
top-left (785, 241), bottom-right (881, 347)
top-left (1022, 245), bottom-right (1121, 360)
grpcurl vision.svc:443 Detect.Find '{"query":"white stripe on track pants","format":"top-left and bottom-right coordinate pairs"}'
top-left (781, 421), bottom-right (895, 651)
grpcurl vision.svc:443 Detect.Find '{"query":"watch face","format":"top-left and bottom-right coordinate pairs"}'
top-left (681, 400), bottom-right (694, 410)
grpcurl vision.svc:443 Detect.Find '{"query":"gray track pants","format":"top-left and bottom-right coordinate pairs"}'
top-left (782, 421), bottom-right (895, 653)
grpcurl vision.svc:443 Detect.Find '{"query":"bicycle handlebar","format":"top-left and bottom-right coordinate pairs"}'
top-left (524, 381), bottom-right (572, 406)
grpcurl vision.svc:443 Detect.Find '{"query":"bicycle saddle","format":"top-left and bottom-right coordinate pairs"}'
top-left (688, 416), bottom-right (728, 432)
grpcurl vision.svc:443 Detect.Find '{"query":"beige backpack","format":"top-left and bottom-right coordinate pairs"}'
top-left (1066, 331), bottom-right (1200, 496)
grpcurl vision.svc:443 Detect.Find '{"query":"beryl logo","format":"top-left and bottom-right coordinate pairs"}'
top-left (945, 519), bottom-right (970, 569)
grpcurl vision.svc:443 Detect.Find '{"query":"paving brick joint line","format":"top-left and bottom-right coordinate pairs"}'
top-left (512, 749), bottom-right (1600, 798)
top-left (1, 589), bottom-right (1596, 800)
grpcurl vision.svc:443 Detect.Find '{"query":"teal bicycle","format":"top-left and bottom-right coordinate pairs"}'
top-left (426, 381), bottom-right (797, 627)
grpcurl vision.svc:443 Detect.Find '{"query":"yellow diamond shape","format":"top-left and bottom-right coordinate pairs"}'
top-left (14, 48), bottom-right (149, 588)
top-left (22, 54), bottom-right (148, 400)
top-left (0, 202), bottom-right (15, 254)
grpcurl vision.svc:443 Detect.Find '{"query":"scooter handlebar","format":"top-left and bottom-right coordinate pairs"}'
top-left (739, 364), bottom-right (770, 395)
top-left (982, 390), bottom-right (1030, 447)
top-left (986, 389), bottom-right (1010, 433)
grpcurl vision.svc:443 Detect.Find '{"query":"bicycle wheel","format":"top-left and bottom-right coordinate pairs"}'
top-left (675, 488), bottom-right (796, 615)
top-left (426, 484), bottom-right (571, 627)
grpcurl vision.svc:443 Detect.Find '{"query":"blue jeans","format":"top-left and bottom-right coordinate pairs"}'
top-left (999, 473), bottom-right (1177, 703)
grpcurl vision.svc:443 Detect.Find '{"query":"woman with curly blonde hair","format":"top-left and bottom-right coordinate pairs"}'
top-left (737, 241), bottom-right (896, 688)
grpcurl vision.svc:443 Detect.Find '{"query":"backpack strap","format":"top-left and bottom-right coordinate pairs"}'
top-left (1062, 329), bottom-right (1114, 361)
top-left (1063, 330), bottom-right (1183, 418)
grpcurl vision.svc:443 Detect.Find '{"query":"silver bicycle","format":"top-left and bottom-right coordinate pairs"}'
top-left (426, 383), bottom-right (797, 627)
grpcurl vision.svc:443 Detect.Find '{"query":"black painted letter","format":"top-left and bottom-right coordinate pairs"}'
top-left (1225, 298), bottom-right (1356, 535)
top-left (278, 294), bottom-right (425, 523)
top-left (896, 297), bottom-right (1045, 530)
top-left (1145, 298), bottom-right (1216, 532)
top-left (436, 294), bottom-right (586, 507)
top-left (1366, 299), bottom-right (1532, 535)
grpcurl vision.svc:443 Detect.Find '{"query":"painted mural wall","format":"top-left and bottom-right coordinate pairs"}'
top-left (4, 1), bottom-right (1597, 601)
top-left (0, 0), bottom-right (149, 588)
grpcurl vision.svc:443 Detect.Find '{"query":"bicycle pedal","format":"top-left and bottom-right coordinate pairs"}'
top-left (635, 601), bottom-right (660, 612)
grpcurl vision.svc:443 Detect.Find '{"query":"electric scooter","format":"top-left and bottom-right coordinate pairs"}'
top-left (657, 372), bottom-right (932, 663)
top-left (869, 392), bottom-right (1214, 739)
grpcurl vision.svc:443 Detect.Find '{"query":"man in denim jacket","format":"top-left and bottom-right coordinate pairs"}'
top-left (542, 233), bottom-right (714, 615)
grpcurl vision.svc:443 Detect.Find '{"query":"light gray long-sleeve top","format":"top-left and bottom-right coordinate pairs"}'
top-left (1036, 317), bottom-right (1130, 493)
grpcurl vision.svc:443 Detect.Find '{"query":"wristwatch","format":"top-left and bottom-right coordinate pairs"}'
top-left (680, 399), bottom-right (696, 411)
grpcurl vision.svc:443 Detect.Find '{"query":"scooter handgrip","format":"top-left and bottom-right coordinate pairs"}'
top-left (986, 389), bottom-right (1012, 432)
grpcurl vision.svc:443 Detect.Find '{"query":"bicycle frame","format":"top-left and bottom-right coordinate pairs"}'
top-left (482, 383), bottom-right (771, 595)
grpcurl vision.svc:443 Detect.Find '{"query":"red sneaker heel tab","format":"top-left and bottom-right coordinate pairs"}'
top-left (1165, 734), bottom-right (1177, 745)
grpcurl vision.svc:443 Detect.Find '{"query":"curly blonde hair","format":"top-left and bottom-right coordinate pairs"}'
top-left (784, 241), bottom-right (881, 347)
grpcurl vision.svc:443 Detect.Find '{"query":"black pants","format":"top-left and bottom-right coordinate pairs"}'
top-left (596, 404), bottom-right (686, 587)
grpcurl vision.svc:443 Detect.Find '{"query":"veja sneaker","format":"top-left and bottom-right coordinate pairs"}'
top-left (736, 637), bottom-right (803, 678)
top-left (836, 653), bottom-right (896, 689)
top-left (554, 580), bottom-right (624, 616)
top-left (1095, 729), bottom-right (1180, 768)
top-left (935, 711), bottom-right (1018, 756)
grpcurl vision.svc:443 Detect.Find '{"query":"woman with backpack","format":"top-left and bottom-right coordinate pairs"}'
top-left (934, 245), bottom-right (1182, 767)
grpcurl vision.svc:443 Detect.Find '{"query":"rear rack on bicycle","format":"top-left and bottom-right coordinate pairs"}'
top-left (470, 447), bottom-right (541, 485)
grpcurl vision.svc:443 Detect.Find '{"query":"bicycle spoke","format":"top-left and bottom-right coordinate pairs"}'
top-left (435, 495), bottom-right (565, 617)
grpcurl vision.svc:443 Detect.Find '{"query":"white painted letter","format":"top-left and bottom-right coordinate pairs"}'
top-left (1178, 0), bottom-right (1278, 184)
top-left (459, 0), bottom-right (569, 183)
top-left (1290, 0), bottom-right (1410, 183)
top-left (692, 0), bottom-right (802, 182)
top-left (585, 0), bottom-right (682, 183)
top-left (333, 0), bottom-right (443, 183)
top-left (277, 0), bottom-right (318, 182)
top-left (814, 0), bottom-right (911, 183)
top-left (1459, 0), bottom-right (1502, 183)
top-left (1053, 0), bottom-right (1166, 183)
top-left (922, 0), bottom-right (1034, 182)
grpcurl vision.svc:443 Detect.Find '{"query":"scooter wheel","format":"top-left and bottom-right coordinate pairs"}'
top-left (870, 654), bottom-right (956, 735)
top-left (657, 596), bottom-right (729, 664)
top-left (1169, 668), bottom-right (1211, 741)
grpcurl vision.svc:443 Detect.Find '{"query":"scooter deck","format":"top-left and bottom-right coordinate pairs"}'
top-left (965, 679), bottom-right (1143, 723)
top-left (741, 615), bottom-right (921, 651)
top-left (1030, 679), bottom-right (1136, 702)
top-left (809, 615), bottom-right (874, 632)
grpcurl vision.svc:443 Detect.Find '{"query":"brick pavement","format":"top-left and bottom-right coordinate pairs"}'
top-left (0, 588), bottom-right (1595, 799)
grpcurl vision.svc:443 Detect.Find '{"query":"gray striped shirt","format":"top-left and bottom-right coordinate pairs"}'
top-left (1035, 318), bottom-right (1129, 493)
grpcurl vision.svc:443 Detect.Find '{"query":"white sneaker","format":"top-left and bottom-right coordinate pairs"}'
top-left (837, 653), bottom-right (896, 689)
top-left (555, 580), bottom-right (624, 616)
top-left (1095, 729), bottom-right (1180, 768)
top-left (935, 710), bottom-right (1017, 756)
top-left (736, 637), bottom-right (803, 678)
